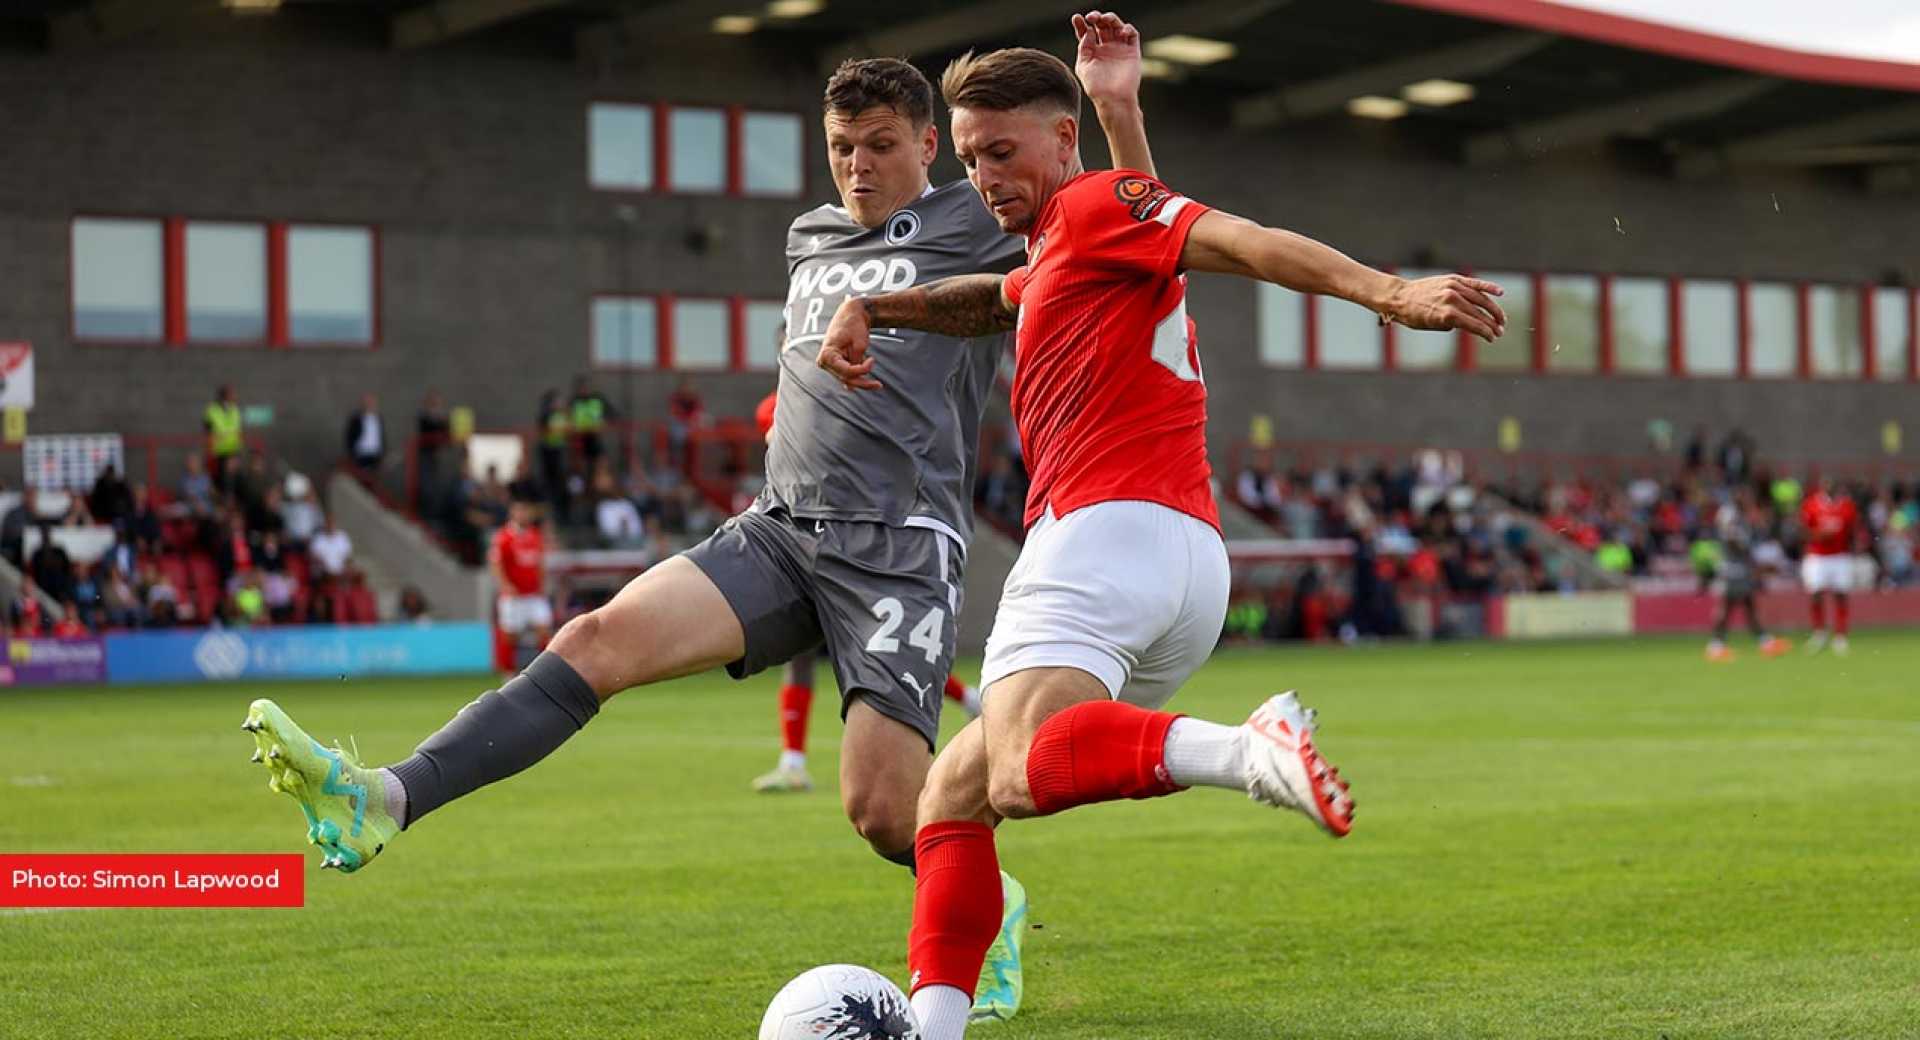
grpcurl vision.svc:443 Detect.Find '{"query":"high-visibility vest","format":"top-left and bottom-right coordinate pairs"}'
top-left (206, 402), bottom-right (242, 456)
top-left (570, 395), bottom-right (606, 434)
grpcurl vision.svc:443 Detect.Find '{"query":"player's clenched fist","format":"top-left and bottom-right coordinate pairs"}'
top-left (818, 297), bottom-right (882, 391)
top-left (1386, 274), bottom-right (1507, 343)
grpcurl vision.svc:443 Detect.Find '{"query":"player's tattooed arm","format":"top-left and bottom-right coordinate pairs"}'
top-left (1074, 11), bottom-right (1156, 177)
top-left (1180, 210), bottom-right (1510, 342)
top-left (816, 275), bottom-right (1014, 391)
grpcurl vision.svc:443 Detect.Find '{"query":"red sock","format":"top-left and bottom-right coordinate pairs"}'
top-left (942, 674), bottom-right (967, 704)
top-left (1024, 700), bottom-right (1183, 817)
top-left (779, 683), bottom-right (812, 755)
top-left (1811, 596), bottom-right (1828, 632)
top-left (492, 626), bottom-right (516, 673)
top-left (907, 821), bottom-right (1001, 997)
top-left (1834, 596), bottom-right (1850, 636)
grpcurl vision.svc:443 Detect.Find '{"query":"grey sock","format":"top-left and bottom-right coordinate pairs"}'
top-left (385, 652), bottom-right (601, 829)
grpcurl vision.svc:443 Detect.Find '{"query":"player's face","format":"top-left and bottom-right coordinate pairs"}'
top-left (951, 104), bottom-right (1078, 234)
top-left (824, 105), bottom-right (936, 229)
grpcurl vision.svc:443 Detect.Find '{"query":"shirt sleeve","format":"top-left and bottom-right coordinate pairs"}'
top-left (1004, 266), bottom-right (1030, 306)
top-left (1063, 171), bottom-right (1211, 279)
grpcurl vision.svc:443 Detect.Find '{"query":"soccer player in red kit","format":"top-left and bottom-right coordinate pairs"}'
top-left (748, 387), bottom-right (984, 794)
top-left (1799, 476), bottom-right (1860, 655)
top-left (490, 498), bottom-right (552, 676)
top-left (819, 42), bottom-right (1506, 1037)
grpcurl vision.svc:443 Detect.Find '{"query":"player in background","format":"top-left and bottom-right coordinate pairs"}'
top-left (1705, 525), bottom-right (1790, 662)
top-left (1800, 475), bottom-right (1861, 655)
top-left (749, 387), bottom-right (983, 795)
top-left (818, 39), bottom-right (1506, 1036)
top-left (242, 20), bottom-right (1153, 1021)
top-left (489, 497), bottom-right (552, 678)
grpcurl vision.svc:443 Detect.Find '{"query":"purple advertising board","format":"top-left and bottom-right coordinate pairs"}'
top-left (0, 637), bottom-right (109, 686)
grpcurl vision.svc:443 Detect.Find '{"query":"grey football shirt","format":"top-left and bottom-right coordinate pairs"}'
top-left (765, 180), bottom-right (1023, 545)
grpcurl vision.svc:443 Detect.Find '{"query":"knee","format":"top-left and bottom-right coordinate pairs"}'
top-left (546, 610), bottom-right (615, 695)
top-left (845, 786), bottom-right (917, 857)
top-left (986, 758), bottom-right (1037, 820)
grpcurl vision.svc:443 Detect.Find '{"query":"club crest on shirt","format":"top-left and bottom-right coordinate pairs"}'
top-left (886, 209), bottom-right (921, 245)
top-left (1114, 175), bottom-right (1174, 222)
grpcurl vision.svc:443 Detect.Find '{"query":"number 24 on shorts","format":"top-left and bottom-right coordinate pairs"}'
top-left (866, 597), bottom-right (945, 665)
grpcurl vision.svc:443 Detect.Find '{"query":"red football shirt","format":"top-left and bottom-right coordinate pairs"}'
top-left (1800, 492), bottom-right (1858, 556)
top-left (1002, 169), bottom-right (1217, 531)
top-left (491, 522), bottom-right (546, 595)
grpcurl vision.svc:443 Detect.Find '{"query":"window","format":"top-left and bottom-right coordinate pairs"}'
top-left (672, 298), bottom-right (731, 369)
top-left (1682, 279), bottom-right (1738, 377)
top-left (1748, 281), bottom-right (1797, 377)
top-left (185, 221), bottom-right (266, 343)
top-left (669, 108), bottom-right (727, 193)
top-left (1808, 284), bottom-right (1863, 378)
top-left (1544, 274), bottom-right (1599, 373)
top-left (592, 297), bottom-right (658, 368)
top-left (589, 102), bottom-right (654, 191)
top-left (1611, 276), bottom-right (1669, 375)
top-left (742, 111), bottom-right (804, 197)
top-left (1317, 295), bottom-right (1382, 370)
top-left (72, 217), bottom-right (164, 341)
top-left (744, 301), bottom-right (787, 370)
top-left (1873, 286), bottom-right (1911, 382)
top-left (1476, 271), bottom-right (1533, 372)
top-left (1256, 283), bottom-right (1304, 367)
top-left (1394, 268), bottom-right (1456, 370)
top-left (288, 225), bottom-right (375, 346)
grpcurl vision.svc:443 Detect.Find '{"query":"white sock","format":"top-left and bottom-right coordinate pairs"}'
top-left (911, 984), bottom-right (973, 1040)
top-left (960, 685), bottom-right (983, 718)
top-left (378, 767), bottom-right (409, 826)
top-left (778, 749), bottom-right (806, 772)
top-left (1162, 716), bottom-right (1246, 790)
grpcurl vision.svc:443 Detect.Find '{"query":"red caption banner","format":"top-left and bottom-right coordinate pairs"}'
top-left (1, 854), bottom-right (305, 908)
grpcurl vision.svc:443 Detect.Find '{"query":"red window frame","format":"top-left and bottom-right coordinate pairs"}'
top-left (282, 221), bottom-right (382, 351)
top-left (69, 213), bottom-right (168, 347)
top-left (182, 218), bottom-right (271, 348)
top-left (589, 293), bottom-right (665, 371)
top-left (590, 99), bottom-right (809, 199)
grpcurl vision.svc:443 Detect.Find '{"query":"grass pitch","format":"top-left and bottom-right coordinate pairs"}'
top-left (2, 634), bottom-right (1917, 1039)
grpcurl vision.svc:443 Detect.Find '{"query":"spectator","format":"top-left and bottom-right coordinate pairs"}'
top-left (236, 452), bottom-right (276, 531)
top-left (344, 392), bottom-right (386, 476)
top-left (177, 452), bottom-right (216, 517)
top-left (228, 570), bottom-right (268, 627)
top-left (52, 601), bottom-right (87, 639)
top-left (667, 376), bottom-right (705, 464)
top-left (399, 585), bottom-right (431, 622)
top-left (508, 456), bottom-right (544, 508)
top-left (593, 471), bottom-right (645, 548)
top-left (1716, 428), bottom-right (1756, 484)
top-left (280, 473), bottom-right (323, 549)
top-left (100, 563), bottom-right (143, 629)
top-left (536, 389), bottom-right (571, 521)
top-left (310, 513), bottom-right (353, 579)
top-left (141, 563), bottom-right (182, 627)
top-left (415, 389), bottom-right (452, 516)
top-left (204, 383), bottom-right (244, 492)
top-left (1234, 449), bottom-right (1284, 525)
top-left (0, 487), bottom-right (38, 567)
top-left (1684, 425), bottom-right (1709, 472)
top-left (28, 526), bottom-right (75, 604)
top-left (569, 375), bottom-right (613, 474)
top-left (11, 582), bottom-right (44, 636)
top-left (88, 464), bottom-right (134, 529)
top-left (123, 483), bottom-right (164, 555)
top-left (215, 509), bottom-right (254, 586)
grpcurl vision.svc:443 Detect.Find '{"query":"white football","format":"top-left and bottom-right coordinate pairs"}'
top-left (759, 964), bottom-right (922, 1040)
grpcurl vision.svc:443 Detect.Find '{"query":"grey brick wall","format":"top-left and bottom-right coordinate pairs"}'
top-left (1, 14), bottom-right (1911, 489)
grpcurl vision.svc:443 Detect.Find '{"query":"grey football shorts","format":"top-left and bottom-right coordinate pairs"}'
top-left (682, 506), bottom-right (963, 750)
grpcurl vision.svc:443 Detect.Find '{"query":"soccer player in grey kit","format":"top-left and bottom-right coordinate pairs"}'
top-left (241, 11), bottom-right (1157, 1022)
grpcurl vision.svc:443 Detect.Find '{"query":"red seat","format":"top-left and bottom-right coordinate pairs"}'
top-left (345, 584), bottom-right (378, 624)
top-left (285, 550), bottom-right (311, 589)
top-left (157, 554), bottom-right (191, 594)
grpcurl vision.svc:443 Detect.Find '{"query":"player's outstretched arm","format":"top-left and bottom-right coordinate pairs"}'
top-left (816, 275), bottom-right (1015, 391)
top-left (1181, 210), bottom-right (1509, 342)
top-left (1075, 10), bottom-right (1155, 177)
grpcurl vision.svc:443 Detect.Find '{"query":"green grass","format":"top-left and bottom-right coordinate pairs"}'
top-left (3, 634), bottom-right (1918, 1039)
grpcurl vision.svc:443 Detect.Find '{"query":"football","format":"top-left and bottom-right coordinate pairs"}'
top-left (759, 964), bottom-right (922, 1040)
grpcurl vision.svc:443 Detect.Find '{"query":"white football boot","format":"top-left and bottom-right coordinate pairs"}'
top-left (1240, 692), bottom-right (1354, 838)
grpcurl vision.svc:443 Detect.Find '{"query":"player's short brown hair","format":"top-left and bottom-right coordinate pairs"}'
top-left (824, 57), bottom-right (934, 127)
top-left (940, 48), bottom-right (1080, 118)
